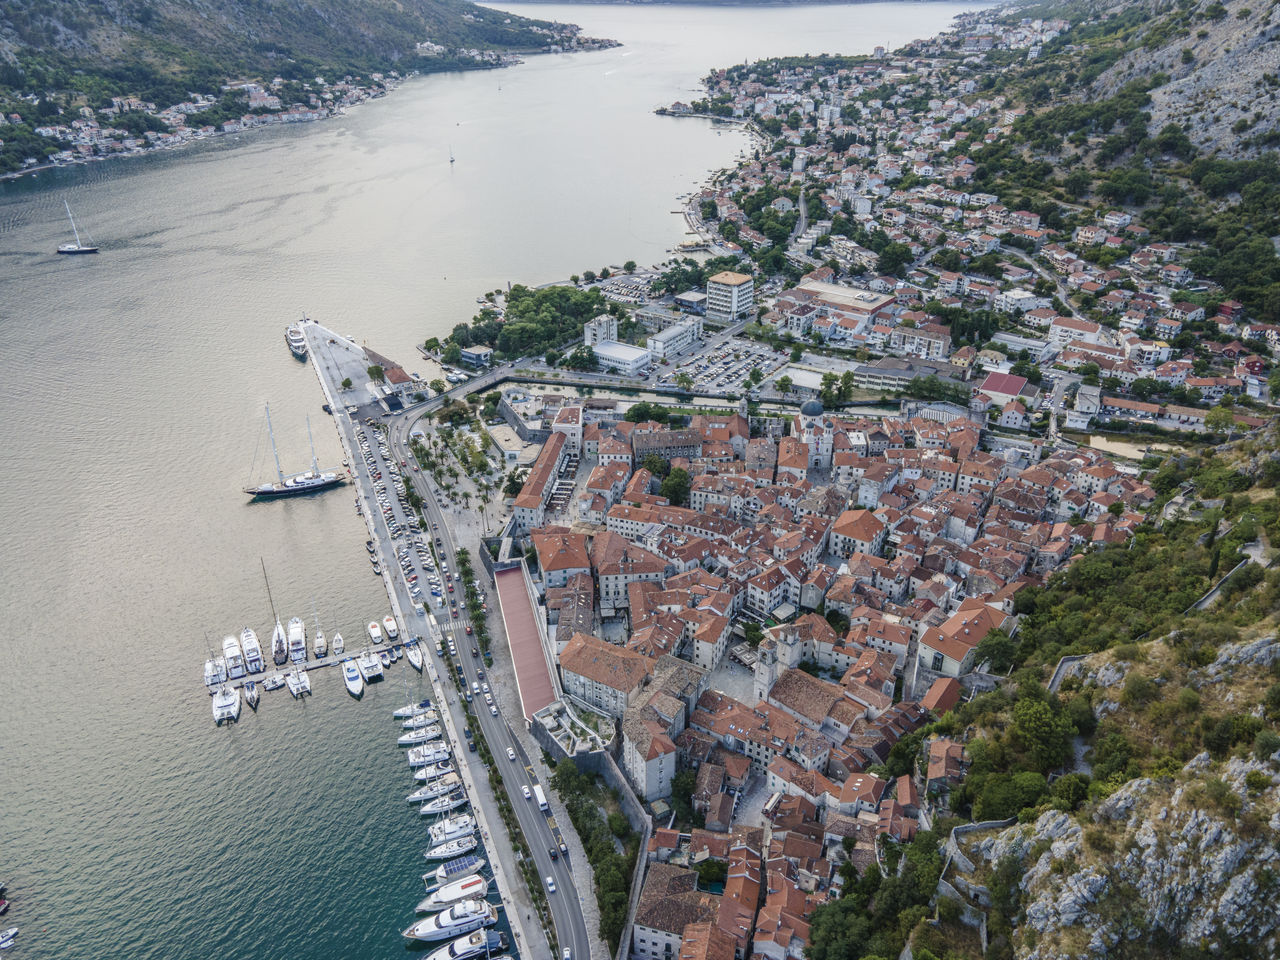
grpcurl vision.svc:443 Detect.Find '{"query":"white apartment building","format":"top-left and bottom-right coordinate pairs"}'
top-left (706, 271), bottom-right (755, 322)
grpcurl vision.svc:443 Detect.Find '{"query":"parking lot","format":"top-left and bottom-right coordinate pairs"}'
top-left (598, 274), bottom-right (657, 306)
top-left (657, 337), bottom-right (788, 395)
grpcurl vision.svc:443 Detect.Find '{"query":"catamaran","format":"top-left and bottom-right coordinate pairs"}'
top-left (357, 647), bottom-right (383, 681)
top-left (244, 404), bottom-right (344, 499)
top-left (57, 199), bottom-right (98, 254)
top-left (286, 665), bottom-right (311, 698)
top-left (211, 685), bottom-right (241, 724)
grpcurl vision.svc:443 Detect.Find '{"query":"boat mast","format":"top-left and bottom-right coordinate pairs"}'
top-left (64, 199), bottom-right (82, 248)
top-left (261, 558), bottom-right (279, 626)
top-left (306, 415), bottom-right (319, 475)
top-left (264, 404), bottom-right (285, 483)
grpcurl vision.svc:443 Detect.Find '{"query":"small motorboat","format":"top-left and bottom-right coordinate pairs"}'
top-left (0, 900), bottom-right (8, 916)
top-left (0, 927), bottom-right (18, 948)
top-left (243, 680), bottom-right (260, 710)
top-left (380, 650), bottom-right (392, 669)
top-left (332, 631), bottom-right (345, 655)
top-left (263, 673), bottom-right (286, 692)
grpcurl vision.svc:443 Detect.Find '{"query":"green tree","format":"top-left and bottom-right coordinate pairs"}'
top-left (623, 260), bottom-right (637, 273)
top-left (1205, 405), bottom-right (1235, 435)
top-left (430, 379), bottom-right (447, 394)
top-left (1010, 698), bottom-right (1075, 773)
top-left (675, 372), bottom-right (694, 391)
top-left (341, 377), bottom-right (353, 390)
top-left (775, 374), bottom-right (793, 394)
top-left (642, 453), bottom-right (671, 479)
top-left (748, 366), bottom-right (764, 385)
top-left (443, 343), bottom-right (462, 365)
top-left (743, 621), bottom-right (764, 647)
top-left (367, 364), bottom-right (385, 382)
top-left (660, 467), bottom-right (691, 506)
top-left (424, 337), bottom-right (441, 353)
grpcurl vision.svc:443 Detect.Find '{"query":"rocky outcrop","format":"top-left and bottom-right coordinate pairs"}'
top-left (951, 760), bottom-right (1280, 959)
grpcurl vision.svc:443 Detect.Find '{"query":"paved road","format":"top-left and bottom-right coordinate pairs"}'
top-left (383, 407), bottom-right (591, 960)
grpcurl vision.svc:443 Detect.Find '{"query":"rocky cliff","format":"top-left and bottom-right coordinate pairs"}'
top-left (947, 637), bottom-right (1280, 959)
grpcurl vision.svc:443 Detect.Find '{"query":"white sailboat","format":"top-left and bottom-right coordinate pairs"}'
top-left (312, 605), bottom-right (328, 659)
top-left (332, 631), bottom-right (345, 655)
top-left (57, 199), bottom-right (98, 254)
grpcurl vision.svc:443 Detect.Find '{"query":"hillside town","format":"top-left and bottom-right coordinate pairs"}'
top-left (659, 8), bottom-right (1275, 435)
top-left (494, 369), bottom-right (1170, 960)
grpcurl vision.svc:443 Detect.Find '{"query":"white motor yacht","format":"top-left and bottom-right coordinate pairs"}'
top-left (241, 627), bottom-right (265, 673)
top-left (383, 615), bottom-right (399, 639)
top-left (211, 685), bottom-right (241, 724)
top-left (357, 648), bottom-right (383, 681)
top-left (332, 631), bottom-right (345, 655)
top-left (342, 658), bottom-right (364, 698)
top-left (401, 899), bottom-right (496, 942)
top-left (416, 875), bottom-right (488, 913)
top-left (222, 635), bottom-right (247, 680)
top-left (287, 617), bottom-right (307, 662)
top-left (367, 620), bottom-right (384, 645)
top-left (422, 835), bottom-right (479, 861)
top-left (428, 814), bottom-right (476, 845)
top-left (405, 640), bottom-right (424, 672)
top-left (418, 930), bottom-right (505, 960)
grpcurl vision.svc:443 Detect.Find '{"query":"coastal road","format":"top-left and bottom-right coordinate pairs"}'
top-left (407, 456), bottom-right (591, 960)
top-left (307, 324), bottom-right (573, 958)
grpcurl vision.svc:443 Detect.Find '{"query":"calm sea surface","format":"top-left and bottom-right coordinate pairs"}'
top-left (0, 4), bottom-right (983, 957)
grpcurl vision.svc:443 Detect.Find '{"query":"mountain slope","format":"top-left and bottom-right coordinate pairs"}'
top-left (0, 0), bottom-right (589, 97)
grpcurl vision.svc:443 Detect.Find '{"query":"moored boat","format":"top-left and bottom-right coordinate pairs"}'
top-left (407, 743), bottom-right (451, 768)
top-left (417, 931), bottom-right (505, 960)
top-left (405, 640), bottom-right (424, 672)
top-left (421, 835), bottom-right (479, 861)
top-left (419, 792), bottom-right (468, 816)
top-left (204, 656), bottom-right (227, 690)
top-left (357, 648), bottom-right (383, 681)
top-left (401, 899), bottom-right (496, 942)
top-left (271, 620), bottom-right (288, 666)
top-left (414, 760), bottom-right (455, 781)
top-left (342, 658), bottom-right (364, 698)
top-left (393, 698), bottom-right (433, 719)
top-left (382, 615), bottom-right (399, 639)
top-left (416, 874), bottom-right (488, 913)
top-left (427, 855), bottom-right (487, 888)
top-left (287, 617), bottom-right (307, 662)
top-left (367, 620), bottom-right (384, 644)
top-left (241, 627), bottom-right (265, 673)
top-left (286, 666), bottom-right (311, 698)
top-left (399, 726), bottom-right (442, 747)
top-left (332, 631), bottom-right (345, 655)
top-left (263, 673), bottom-right (286, 691)
top-left (285, 321), bottom-right (308, 360)
top-left (243, 679), bottom-right (260, 710)
top-left (211, 685), bottom-right (241, 724)
top-left (428, 814), bottom-right (476, 845)
top-left (222, 635), bottom-right (246, 680)
top-left (407, 774), bottom-right (463, 803)
top-left (402, 711), bottom-right (439, 729)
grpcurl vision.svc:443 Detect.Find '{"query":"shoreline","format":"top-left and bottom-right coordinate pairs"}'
top-left (0, 40), bottom-right (621, 188)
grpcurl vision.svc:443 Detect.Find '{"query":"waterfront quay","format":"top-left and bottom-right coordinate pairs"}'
top-left (302, 321), bottom-right (592, 959)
